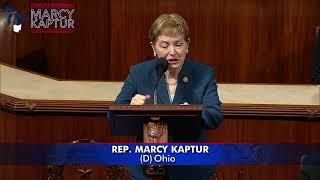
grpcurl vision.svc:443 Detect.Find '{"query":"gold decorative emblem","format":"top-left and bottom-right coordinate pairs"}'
top-left (183, 76), bottom-right (188, 83)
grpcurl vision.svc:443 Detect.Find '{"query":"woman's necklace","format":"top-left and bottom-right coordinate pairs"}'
top-left (166, 80), bottom-right (178, 86)
top-left (164, 73), bottom-right (178, 86)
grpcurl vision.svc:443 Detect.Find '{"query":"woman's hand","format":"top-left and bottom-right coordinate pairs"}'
top-left (130, 94), bottom-right (151, 105)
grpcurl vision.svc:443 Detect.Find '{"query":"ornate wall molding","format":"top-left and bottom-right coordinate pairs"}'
top-left (0, 94), bottom-right (111, 114)
top-left (1, 93), bottom-right (319, 119)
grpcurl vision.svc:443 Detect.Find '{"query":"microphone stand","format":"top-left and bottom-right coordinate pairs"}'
top-left (145, 62), bottom-right (167, 176)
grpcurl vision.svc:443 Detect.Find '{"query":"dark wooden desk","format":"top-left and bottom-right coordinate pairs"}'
top-left (1, 95), bottom-right (319, 180)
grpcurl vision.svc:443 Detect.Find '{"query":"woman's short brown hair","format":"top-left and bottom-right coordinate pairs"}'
top-left (149, 13), bottom-right (190, 43)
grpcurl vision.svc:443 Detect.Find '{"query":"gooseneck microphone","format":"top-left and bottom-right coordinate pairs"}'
top-left (154, 58), bottom-right (169, 104)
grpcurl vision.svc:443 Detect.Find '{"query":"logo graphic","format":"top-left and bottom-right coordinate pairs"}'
top-left (2, 2), bottom-right (27, 33)
top-left (30, 3), bottom-right (75, 33)
top-left (1, 2), bottom-right (75, 34)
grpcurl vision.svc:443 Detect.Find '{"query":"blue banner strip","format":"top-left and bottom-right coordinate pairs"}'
top-left (0, 144), bottom-right (320, 165)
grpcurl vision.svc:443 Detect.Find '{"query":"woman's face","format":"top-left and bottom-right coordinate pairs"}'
top-left (152, 33), bottom-right (189, 71)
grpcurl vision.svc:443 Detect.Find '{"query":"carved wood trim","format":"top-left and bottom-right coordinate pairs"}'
top-left (0, 94), bottom-right (112, 114)
top-left (1, 93), bottom-right (320, 119)
top-left (222, 103), bottom-right (320, 119)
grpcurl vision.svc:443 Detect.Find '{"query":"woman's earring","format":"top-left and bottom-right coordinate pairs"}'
top-left (153, 51), bottom-right (157, 57)
top-left (186, 49), bottom-right (189, 53)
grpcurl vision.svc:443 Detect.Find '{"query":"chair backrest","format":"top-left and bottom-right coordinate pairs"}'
top-left (0, 10), bottom-right (16, 65)
top-left (300, 154), bottom-right (320, 180)
top-left (47, 139), bottom-right (129, 180)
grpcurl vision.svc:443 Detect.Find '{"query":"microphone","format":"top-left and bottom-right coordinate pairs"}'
top-left (154, 58), bottom-right (169, 104)
top-left (156, 58), bottom-right (169, 81)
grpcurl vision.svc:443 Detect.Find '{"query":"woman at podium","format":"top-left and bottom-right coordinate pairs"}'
top-left (114, 13), bottom-right (223, 180)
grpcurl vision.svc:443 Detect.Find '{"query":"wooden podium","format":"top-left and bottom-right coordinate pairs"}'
top-left (109, 104), bottom-right (202, 143)
top-left (108, 104), bottom-right (203, 175)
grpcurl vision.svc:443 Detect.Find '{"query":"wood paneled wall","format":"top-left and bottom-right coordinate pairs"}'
top-left (0, 0), bottom-right (111, 79)
top-left (1, 0), bottom-right (320, 82)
